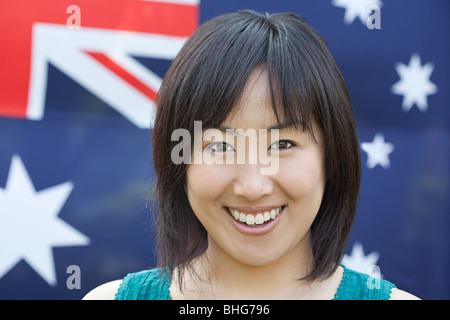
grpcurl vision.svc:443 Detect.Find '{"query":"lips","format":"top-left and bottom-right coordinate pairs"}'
top-left (226, 205), bottom-right (285, 227)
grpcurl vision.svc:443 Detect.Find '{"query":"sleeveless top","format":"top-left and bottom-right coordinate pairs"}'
top-left (114, 265), bottom-right (396, 300)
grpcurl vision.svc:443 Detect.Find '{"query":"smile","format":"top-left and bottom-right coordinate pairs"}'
top-left (226, 205), bottom-right (285, 227)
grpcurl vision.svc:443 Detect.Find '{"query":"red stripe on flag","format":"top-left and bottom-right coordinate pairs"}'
top-left (0, 0), bottom-right (198, 119)
top-left (85, 51), bottom-right (158, 102)
top-left (79, 0), bottom-right (198, 37)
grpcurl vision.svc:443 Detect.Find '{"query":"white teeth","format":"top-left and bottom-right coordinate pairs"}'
top-left (227, 206), bottom-right (283, 226)
top-left (255, 214), bottom-right (264, 225)
top-left (246, 215), bottom-right (255, 225)
top-left (270, 209), bottom-right (277, 219)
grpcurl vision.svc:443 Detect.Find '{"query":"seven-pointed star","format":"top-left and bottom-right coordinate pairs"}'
top-left (342, 242), bottom-right (381, 277)
top-left (361, 133), bottom-right (395, 169)
top-left (332, 0), bottom-right (383, 25)
top-left (0, 155), bottom-right (90, 286)
top-left (391, 53), bottom-right (438, 112)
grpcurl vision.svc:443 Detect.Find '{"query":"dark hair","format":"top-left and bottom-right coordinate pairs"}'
top-left (152, 10), bottom-right (361, 283)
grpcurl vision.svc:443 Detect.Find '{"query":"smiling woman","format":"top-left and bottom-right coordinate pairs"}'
top-left (83, 9), bottom-right (419, 300)
top-left (151, 10), bottom-right (359, 296)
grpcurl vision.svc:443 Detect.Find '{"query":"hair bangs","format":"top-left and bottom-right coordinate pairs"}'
top-left (182, 13), bottom-right (269, 131)
top-left (190, 13), bottom-right (322, 143)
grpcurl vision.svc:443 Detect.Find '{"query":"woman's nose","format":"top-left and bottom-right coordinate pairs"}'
top-left (232, 163), bottom-right (274, 201)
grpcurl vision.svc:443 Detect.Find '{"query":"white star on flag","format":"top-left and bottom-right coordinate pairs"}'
top-left (361, 133), bottom-right (394, 169)
top-left (391, 53), bottom-right (438, 112)
top-left (342, 242), bottom-right (381, 277)
top-left (0, 155), bottom-right (90, 286)
top-left (332, 0), bottom-right (383, 25)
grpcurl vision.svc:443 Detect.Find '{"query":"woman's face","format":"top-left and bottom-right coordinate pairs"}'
top-left (185, 69), bottom-right (326, 268)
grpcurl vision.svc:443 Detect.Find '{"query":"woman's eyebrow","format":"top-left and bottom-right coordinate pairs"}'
top-left (216, 123), bottom-right (295, 132)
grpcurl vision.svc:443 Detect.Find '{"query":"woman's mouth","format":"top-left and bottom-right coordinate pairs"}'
top-left (225, 205), bottom-right (285, 227)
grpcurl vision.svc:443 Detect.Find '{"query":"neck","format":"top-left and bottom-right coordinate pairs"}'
top-left (186, 234), bottom-right (316, 299)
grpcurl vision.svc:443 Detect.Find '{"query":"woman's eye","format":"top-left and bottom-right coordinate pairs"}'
top-left (207, 142), bottom-right (234, 153)
top-left (269, 140), bottom-right (293, 151)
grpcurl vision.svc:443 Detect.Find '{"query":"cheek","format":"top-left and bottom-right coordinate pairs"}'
top-left (185, 164), bottom-right (237, 237)
top-left (185, 164), bottom-right (234, 209)
top-left (278, 155), bottom-right (326, 205)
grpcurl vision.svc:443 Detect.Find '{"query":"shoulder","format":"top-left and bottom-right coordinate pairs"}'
top-left (83, 268), bottom-right (171, 300)
top-left (337, 266), bottom-right (420, 300)
top-left (389, 288), bottom-right (421, 300)
top-left (83, 280), bottom-right (123, 300)
top-left (336, 266), bottom-right (395, 300)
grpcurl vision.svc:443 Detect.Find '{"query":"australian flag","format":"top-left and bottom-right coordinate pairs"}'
top-left (0, 0), bottom-right (448, 299)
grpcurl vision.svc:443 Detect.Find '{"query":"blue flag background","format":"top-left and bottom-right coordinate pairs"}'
top-left (0, 0), bottom-right (448, 299)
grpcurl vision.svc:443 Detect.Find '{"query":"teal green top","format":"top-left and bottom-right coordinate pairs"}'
top-left (114, 265), bottom-right (396, 300)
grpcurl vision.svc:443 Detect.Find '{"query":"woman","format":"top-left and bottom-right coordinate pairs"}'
top-left (84, 10), bottom-right (418, 300)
